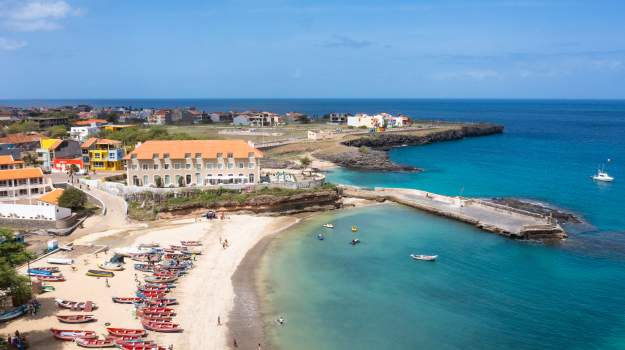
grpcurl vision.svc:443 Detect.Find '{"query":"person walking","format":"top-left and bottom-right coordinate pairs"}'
top-left (217, 316), bottom-right (220, 325)
top-left (105, 278), bottom-right (110, 288)
top-left (192, 254), bottom-right (196, 261)
top-left (225, 239), bottom-right (228, 247)
top-left (259, 343), bottom-right (261, 350)
top-left (134, 274), bottom-right (138, 282)
top-left (233, 339), bottom-right (237, 347)
top-left (222, 242), bottom-right (226, 250)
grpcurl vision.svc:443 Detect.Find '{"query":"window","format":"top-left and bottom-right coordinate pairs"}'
top-left (218, 163), bottom-right (223, 169)
top-left (196, 164), bottom-right (202, 170)
top-left (217, 153), bottom-right (223, 159)
top-left (153, 164), bottom-right (159, 170)
top-left (249, 152), bottom-right (254, 158)
top-left (227, 153), bottom-right (233, 159)
top-left (227, 163), bottom-right (234, 169)
top-left (31, 188), bottom-right (39, 194)
top-left (164, 175), bottom-right (171, 185)
top-left (0, 191), bottom-right (7, 197)
top-left (143, 175), bottom-right (149, 186)
top-left (238, 162), bottom-right (244, 169)
top-left (175, 175), bottom-right (181, 185)
top-left (227, 173), bottom-right (234, 184)
top-left (185, 153), bottom-right (191, 159)
top-left (196, 173), bottom-right (201, 185)
top-left (185, 164), bottom-right (191, 170)
top-left (186, 174), bottom-right (192, 184)
top-left (206, 163), bottom-right (213, 169)
top-left (164, 154), bottom-right (170, 159)
top-left (249, 174), bottom-right (255, 183)
top-left (83, 156), bottom-right (89, 163)
top-left (131, 154), bottom-right (137, 160)
top-left (164, 164), bottom-right (170, 170)
top-left (142, 164), bottom-right (149, 170)
top-left (93, 162), bottom-right (104, 168)
top-left (19, 189), bottom-right (27, 195)
top-left (153, 154), bottom-right (159, 159)
top-left (94, 153), bottom-right (101, 159)
top-left (132, 164), bottom-right (138, 170)
top-left (238, 173), bottom-right (245, 183)
top-left (132, 175), bottom-right (138, 185)
top-left (249, 162), bottom-right (255, 169)
top-left (0, 181), bottom-right (6, 187)
top-left (174, 164), bottom-right (181, 170)
top-left (217, 174), bottom-right (223, 184)
top-left (195, 153), bottom-right (201, 159)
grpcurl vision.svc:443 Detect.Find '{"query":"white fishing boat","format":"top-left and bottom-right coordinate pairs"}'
top-left (113, 247), bottom-right (154, 257)
top-left (410, 254), bottom-right (438, 261)
top-left (47, 258), bottom-right (74, 265)
top-left (323, 223), bottom-right (334, 228)
top-left (592, 167), bottom-right (613, 182)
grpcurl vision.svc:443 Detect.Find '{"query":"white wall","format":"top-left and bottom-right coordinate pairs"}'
top-left (0, 203), bottom-right (71, 220)
top-left (347, 116), bottom-right (359, 127)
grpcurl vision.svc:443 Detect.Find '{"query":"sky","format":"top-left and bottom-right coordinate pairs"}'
top-left (0, 0), bottom-right (624, 99)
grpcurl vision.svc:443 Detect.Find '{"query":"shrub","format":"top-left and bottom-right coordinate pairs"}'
top-left (155, 177), bottom-right (163, 188)
top-left (358, 125), bottom-right (368, 129)
top-left (347, 126), bottom-right (354, 129)
top-left (58, 187), bottom-right (87, 209)
top-left (84, 176), bottom-right (91, 180)
top-left (178, 176), bottom-right (185, 187)
top-left (153, 208), bottom-right (158, 214)
top-left (358, 146), bottom-right (368, 154)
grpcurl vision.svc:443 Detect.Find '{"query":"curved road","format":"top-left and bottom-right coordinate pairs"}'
top-left (75, 187), bottom-right (134, 235)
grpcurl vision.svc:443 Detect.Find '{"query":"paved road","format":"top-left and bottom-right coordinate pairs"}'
top-left (74, 186), bottom-right (133, 235)
top-left (391, 193), bottom-right (544, 233)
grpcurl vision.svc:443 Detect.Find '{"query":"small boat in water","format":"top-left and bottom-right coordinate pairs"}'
top-left (593, 168), bottom-right (614, 182)
top-left (323, 223), bottom-right (333, 228)
top-left (318, 235), bottom-right (323, 240)
top-left (410, 254), bottom-right (438, 261)
top-left (349, 239), bottom-right (360, 244)
top-left (351, 226), bottom-right (357, 232)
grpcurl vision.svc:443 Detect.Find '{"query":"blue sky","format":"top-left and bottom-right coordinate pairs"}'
top-left (0, 0), bottom-right (624, 99)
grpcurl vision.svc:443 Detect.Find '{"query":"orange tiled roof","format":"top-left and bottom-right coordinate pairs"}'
top-left (82, 138), bottom-right (98, 148)
top-left (75, 119), bottom-right (107, 125)
top-left (0, 155), bottom-right (23, 165)
top-left (37, 188), bottom-right (64, 205)
top-left (123, 140), bottom-right (263, 160)
top-left (96, 139), bottom-right (121, 144)
top-left (0, 168), bottom-right (44, 181)
top-left (0, 133), bottom-right (45, 145)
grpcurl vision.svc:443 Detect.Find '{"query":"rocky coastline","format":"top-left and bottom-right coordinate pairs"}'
top-left (489, 197), bottom-right (582, 224)
top-left (314, 124), bottom-right (504, 172)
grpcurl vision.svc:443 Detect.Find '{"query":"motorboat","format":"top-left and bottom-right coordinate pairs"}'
top-left (410, 254), bottom-right (438, 261)
top-left (593, 169), bottom-right (613, 182)
top-left (318, 235), bottom-right (323, 240)
top-left (323, 223), bottom-right (333, 228)
top-left (349, 239), bottom-right (360, 244)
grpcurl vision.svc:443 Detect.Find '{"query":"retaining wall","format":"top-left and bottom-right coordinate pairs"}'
top-left (470, 198), bottom-right (546, 221)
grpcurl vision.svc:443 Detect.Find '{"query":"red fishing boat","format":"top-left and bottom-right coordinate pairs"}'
top-left (139, 307), bottom-right (175, 313)
top-left (136, 291), bottom-right (165, 297)
top-left (55, 299), bottom-right (97, 310)
top-left (75, 338), bottom-right (116, 348)
top-left (102, 333), bottom-right (142, 341)
top-left (145, 298), bottom-right (177, 306)
top-left (151, 273), bottom-right (179, 278)
top-left (112, 297), bottom-right (144, 304)
top-left (105, 327), bottom-right (146, 336)
top-left (161, 248), bottom-right (175, 253)
top-left (37, 275), bottom-right (65, 282)
top-left (169, 245), bottom-right (188, 251)
top-left (141, 320), bottom-right (182, 332)
top-left (180, 241), bottom-right (202, 246)
top-left (49, 328), bottom-right (97, 340)
top-left (138, 317), bottom-right (174, 324)
top-left (121, 346), bottom-right (169, 350)
top-left (110, 339), bottom-right (155, 347)
top-left (55, 314), bottom-right (95, 323)
top-left (137, 287), bottom-right (168, 293)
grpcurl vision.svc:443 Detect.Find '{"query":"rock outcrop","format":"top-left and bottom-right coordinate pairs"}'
top-left (259, 157), bottom-right (302, 170)
top-left (314, 149), bottom-right (421, 172)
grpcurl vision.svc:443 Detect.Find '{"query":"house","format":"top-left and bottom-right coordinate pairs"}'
top-left (0, 116), bottom-right (19, 125)
top-left (27, 116), bottom-right (69, 129)
top-left (75, 119), bottom-right (107, 126)
top-left (347, 114), bottom-right (379, 128)
top-left (180, 110), bottom-right (203, 124)
top-left (0, 155), bottom-right (23, 170)
top-left (0, 111), bottom-right (18, 119)
top-left (328, 113), bottom-right (349, 125)
top-left (81, 138), bottom-right (133, 171)
top-left (230, 115), bottom-right (250, 126)
top-left (207, 112), bottom-right (225, 123)
top-left (0, 133), bottom-right (45, 151)
top-left (281, 112), bottom-right (301, 124)
top-left (104, 125), bottom-right (139, 133)
top-left (308, 130), bottom-right (333, 141)
top-left (0, 168), bottom-right (47, 201)
top-left (77, 112), bottom-right (91, 119)
top-left (37, 188), bottom-right (64, 206)
top-left (247, 112), bottom-right (274, 127)
top-left (76, 105), bottom-right (93, 113)
top-left (37, 139), bottom-right (82, 170)
top-left (118, 113), bottom-right (133, 123)
top-left (172, 107), bottom-right (195, 122)
top-left (70, 125), bottom-right (101, 141)
top-left (148, 110), bottom-right (173, 125)
top-left (123, 140), bottom-right (263, 187)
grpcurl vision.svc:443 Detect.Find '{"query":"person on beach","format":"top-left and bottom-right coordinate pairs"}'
top-left (222, 243), bottom-right (225, 250)
top-left (233, 339), bottom-right (237, 347)
top-left (105, 278), bottom-right (110, 288)
top-left (134, 274), bottom-right (138, 282)
top-left (225, 239), bottom-right (228, 247)
top-left (217, 316), bottom-right (220, 325)
top-left (192, 254), bottom-right (196, 261)
top-left (219, 237), bottom-right (222, 244)
top-left (278, 316), bottom-right (283, 324)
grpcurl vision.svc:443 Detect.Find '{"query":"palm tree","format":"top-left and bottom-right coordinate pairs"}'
top-left (66, 164), bottom-right (79, 187)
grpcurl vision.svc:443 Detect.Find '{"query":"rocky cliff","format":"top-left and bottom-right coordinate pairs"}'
top-left (314, 124), bottom-right (503, 172)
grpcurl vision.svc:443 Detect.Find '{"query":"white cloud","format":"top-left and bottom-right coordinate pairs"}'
top-left (0, 37), bottom-right (28, 50)
top-left (0, 1), bottom-right (84, 31)
top-left (433, 70), bottom-right (499, 80)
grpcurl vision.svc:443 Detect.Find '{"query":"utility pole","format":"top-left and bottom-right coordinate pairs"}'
top-left (460, 188), bottom-right (464, 214)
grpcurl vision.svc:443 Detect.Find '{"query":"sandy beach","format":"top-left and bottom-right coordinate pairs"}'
top-left (2, 214), bottom-right (296, 350)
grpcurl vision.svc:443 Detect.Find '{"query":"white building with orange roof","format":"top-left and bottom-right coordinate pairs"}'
top-left (123, 140), bottom-right (263, 187)
top-left (0, 168), bottom-right (48, 201)
top-left (0, 155), bottom-right (24, 171)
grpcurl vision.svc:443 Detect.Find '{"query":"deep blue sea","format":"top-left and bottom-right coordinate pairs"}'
top-left (3, 99), bottom-right (624, 349)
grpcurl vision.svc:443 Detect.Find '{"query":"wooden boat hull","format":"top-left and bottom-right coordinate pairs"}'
top-left (145, 282), bottom-right (176, 288)
top-left (169, 245), bottom-right (188, 250)
top-left (55, 299), bottom-right (97, 310)
top-left (86, 270), bottom-right (115, 277)
top-left (103, 334), bottom-right (143, 341)
top-left (135, 311), bottom-right (173, 318)
top-left (144, 277), bottom-right (177, 283)
top-left (37, 275), bottom-right (65, 282)
top-left (55, 314), bottom-right (95, 323)
top-left (0, 307), bottom-right (25, 321)
top-left (145, 299), bottom-right (177, 306)
top-left (49, 328), bottom-right (97, 341)
top-left (97, 261), bottom-right (125, 271)
top-left (75, 339), bottom-right (116, 348)
top-left (179, 250), bottom-right (201, 255)
top-left (106, 328), bottom-right (146, 336)
top-left (112, 297), bottom-right (144, 304)
top-left (140, 307), bottom-right (175, 313)
top-left (32, 266), bottom-right (60, 272)
top-left (180, 241), bottom-right (202, 246)
top-left (138, 287), bottom-right (168, 293)
top-left (141, 321), bottom-right (182, 332)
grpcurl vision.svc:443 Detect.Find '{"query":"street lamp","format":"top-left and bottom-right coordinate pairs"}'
top-left (460, 188), bottom-right (464, 214)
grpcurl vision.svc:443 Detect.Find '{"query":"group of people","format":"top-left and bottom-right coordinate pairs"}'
top-left (27, 299), bottom-right (39, 316)
top-left (2, 331), bottom-right (28, 349)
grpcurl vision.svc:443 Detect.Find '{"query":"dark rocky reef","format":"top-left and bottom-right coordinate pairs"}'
top-left (490, 198), bottom-right (581, 224)
top-left (314, 124), bottom-right (504, 172)
top-left (259, 157), bottom-right (302, 170)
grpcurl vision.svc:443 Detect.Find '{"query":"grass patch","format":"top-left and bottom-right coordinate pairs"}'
top-left (83, 203), bottom-right (102, 216)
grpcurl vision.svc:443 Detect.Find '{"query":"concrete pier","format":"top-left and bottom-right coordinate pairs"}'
top-left (338, 186), bottom-right (567, 239)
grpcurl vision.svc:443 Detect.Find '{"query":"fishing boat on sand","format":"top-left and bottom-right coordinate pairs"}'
top-left (0, 306), bottom-right (27, 322)
top-left (139, 307), bottom-right (175, 313)
top-left (112, 297), bottom-right (144, 304)
top-left (144, 298), bottom-right (177, 306)
top-left (49, 328), bottom-right (97, 340)
top-left (106, 338), bottom-right (155, 346)
top-left (145, 282), bottom-right (176, 288)
top-left (144, 276), bottom-right (177, 283)
top-left (178, 250), bottom-right (201, 255)
top-left (138, 287), bottom-right (168, 293)
top-left (180, 241), bottom-right (202, 246)
top-left (113, 247), bottom-right (154, 257)
top-left (102, 333), bottom-right (143, 341)
top-left (135, 311), bottom-right (173, 319)
top-left (32, 266), bottom-right (60, 272)
top-left (138, 243), bottom-right (160, 248)
top-left (86, 270), bottom-right (115, 277)
top-left (47, 258), bottom-right (74, 265)
top-left (55, 314), bottom-right (95, 323)
top-left (120, 345), bottom-right (169, 350)
top-left (410, 254), bottom-right (438, 261)
top-left (169, 245), bottom-right (188, 251)
top-left (96, 261), bottom-right (125, 271)
top-left (140, 320), bottom-right (182, 332)
top-left (106, 327), bottom-right (146, 336)
top-left (75, 338), bottom-right (116, 348)
top-left (55, 299), bottom-right (97, 310)
top-left (37, 275), bottom-right (65, 282)
top-left (129, 253), bottom-right (160, 262)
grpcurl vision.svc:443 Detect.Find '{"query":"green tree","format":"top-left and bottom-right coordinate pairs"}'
top-left (298, 114), bottom-right (311, 124)
top-left (20, 121), bottom-right (40, 134)
top-left (300, 156), bottom-right (312, 175)
top-left (49, 125), bottom-right (67, 139)
top-left (58, 187), bottom-right (87, 209)
top-left (322, 114), bottom-right (331, 119)
top-left (7, 123), bottom-right (21, 134)
top-left (178, 175), bottom-right (185, 187)
top-left (155, 176), bottom-right (163, 188)
top-left (0, 228), bottom-right (36, 303)
top-left (105, 112), bottom-right (119, 123)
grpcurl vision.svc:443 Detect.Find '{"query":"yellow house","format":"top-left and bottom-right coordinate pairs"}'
top-left (105, 125), bottom-right (138, 133)
top-left (81, 138), bottom-right (134, 171)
